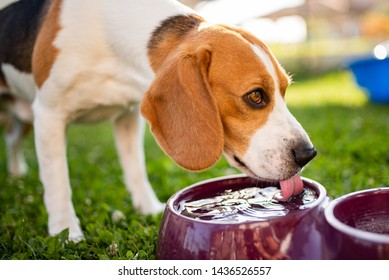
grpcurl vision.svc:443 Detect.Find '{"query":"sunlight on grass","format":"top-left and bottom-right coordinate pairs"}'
top-left (286, 71), bottom-right (368, 106)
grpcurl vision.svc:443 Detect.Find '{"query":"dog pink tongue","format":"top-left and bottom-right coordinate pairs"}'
top-left (277, 174), bottom-right (304, 201)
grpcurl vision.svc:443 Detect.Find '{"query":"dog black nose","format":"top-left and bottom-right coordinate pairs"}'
top-left (293, 147), bottom-right (317, 167)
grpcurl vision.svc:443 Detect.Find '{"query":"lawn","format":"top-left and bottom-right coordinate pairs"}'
top-left (0, 71), bottom-right (388, 259)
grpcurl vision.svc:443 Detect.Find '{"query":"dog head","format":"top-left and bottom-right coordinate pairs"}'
top-left (141, 21), bottom-right (316, 183)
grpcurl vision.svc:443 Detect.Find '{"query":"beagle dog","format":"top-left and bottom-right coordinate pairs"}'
top-left (0, 0), bottom-right (316, 242)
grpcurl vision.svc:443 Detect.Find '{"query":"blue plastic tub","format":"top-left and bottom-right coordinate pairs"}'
top-left (348, 57), bottom-right (389, 103)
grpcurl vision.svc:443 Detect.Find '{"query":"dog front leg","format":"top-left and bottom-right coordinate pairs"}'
top-left (33, 103), bottom-right (84, 242)
top-left (114, 108), bottom-right (164, 214)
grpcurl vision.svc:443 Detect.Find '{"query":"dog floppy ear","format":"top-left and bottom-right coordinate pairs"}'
top-left (140, 46), bottom-right (223, 171)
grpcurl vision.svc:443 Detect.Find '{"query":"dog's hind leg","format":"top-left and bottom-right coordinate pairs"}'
top-left (1, 91), bottom-right (32, 177)
top-left (4, 115), bottom-right (31, 177)
top-left (33, 101), bottom-right (84, 242)
top-left (114, 107), bottom-right (164, 214)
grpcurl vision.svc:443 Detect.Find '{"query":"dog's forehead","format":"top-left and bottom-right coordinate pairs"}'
top-left (202, 26), bottom-right (290, 95)
top-left (249, 43), bottom-right (290, 95)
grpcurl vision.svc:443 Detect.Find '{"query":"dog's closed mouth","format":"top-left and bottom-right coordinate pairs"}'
top-left (233, 154), bottom-right (266, 180)
top-left (233, 154), bottom-right (267, 180)
top-left (233, 155), bottom-right (248, 168)
top-left (233, 154), bottom-right (304, 201)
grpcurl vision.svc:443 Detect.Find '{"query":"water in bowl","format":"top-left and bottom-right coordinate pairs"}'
top-left (350, 211), bottom-right (389, 235)
top-left (178, 186), bottom-right (318, 223)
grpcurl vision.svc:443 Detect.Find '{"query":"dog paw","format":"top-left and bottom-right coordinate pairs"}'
top-left (49, 217), bottom-right (85, 243)
top-left (68, 227), bottom-right (85, 243)
top-left (136, 200), bottom-right (166, 215)
top-left (8, 161), bottom-right (28, 177)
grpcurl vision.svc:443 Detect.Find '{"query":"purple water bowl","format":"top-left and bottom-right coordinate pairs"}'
top-left (157, 174), bottom-right (331, 260)
top-left (323, 187), bottom-right (389, 260)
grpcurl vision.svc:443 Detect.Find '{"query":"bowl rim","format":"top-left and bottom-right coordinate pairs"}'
top-left (166, 174), bottom-right (328, 225)
top-left (324, 187), bottom-right (389, 243)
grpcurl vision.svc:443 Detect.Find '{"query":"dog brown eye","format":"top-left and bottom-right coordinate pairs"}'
top-left (244, 89), bottom-right (267, 109)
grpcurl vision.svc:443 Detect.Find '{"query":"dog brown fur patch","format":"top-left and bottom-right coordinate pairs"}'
top-left (147, 14), bottom-right (203, 71)
top-left (32, 0), bottom-right (63, 88)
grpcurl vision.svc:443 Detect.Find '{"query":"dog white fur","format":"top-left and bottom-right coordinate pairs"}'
top-left (0, 0), bottom-right (316, 242)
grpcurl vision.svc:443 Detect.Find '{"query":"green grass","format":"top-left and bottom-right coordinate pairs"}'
top-left (1, 71), bottom-right (388, 259)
